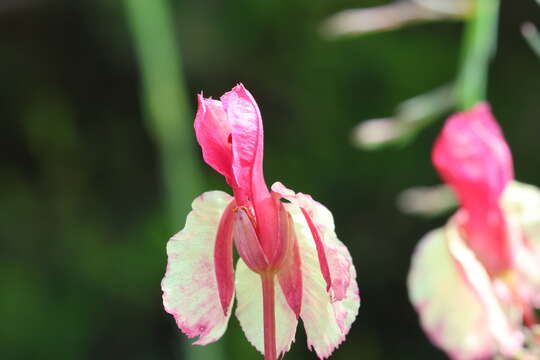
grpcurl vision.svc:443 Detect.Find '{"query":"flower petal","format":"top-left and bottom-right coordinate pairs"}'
top-left (408, 223), bottom-right (523, 360)
top-left (272, 182), bottom-right (349, 301)
top-left (221, 84), bottom-right (268, 205)
top-left (233, 207), bottom-right (269, 272)
top-left (277, 210), bottom-right (303, 318)
top-left (501, 181), bottom-right (540, 300)
top-left (432, 103), bottom-right (513, 203)
top-left (214, 199), bottom-right (236, 315)
top-left (222, 85), bottom-right (280, 263)
top-left (284, 198), bottom-right (360, 359)
top-left (502, 181), bottom-right (540, 260)
top-left (234, 259), bottom-right (298, 357)
top-left (432, 103), bottom-right (514, 275)
top-left (162, 191), bottom-right (234, 345)
top-left (194, 95), bottom-right (235, 187)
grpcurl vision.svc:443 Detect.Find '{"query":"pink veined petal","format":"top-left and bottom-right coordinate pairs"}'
top-left (162, 191), bottom-right (234, 345)
top-left (284, 200), bottom-right (360, 359)
top-left (221, 83), bottom-right (268, 205)
top-left (234, 259), bottom-right (298, 357)
top-left (272, 182), bottom-right (351, 301)
top-left (301, 208), bottom-right (332, 293)
top-left (221, 84), bottom-right (279, 263)
top-left (432, 103), bottom-right (514, 275)
top-left (194, 95), bottom-right (236, 187)
top-left (277, 209), bottom-right (303, 318)
top-left (407, 222), bottom-right (523, 360)
top-left (214, 199), bottom-right (236, 315)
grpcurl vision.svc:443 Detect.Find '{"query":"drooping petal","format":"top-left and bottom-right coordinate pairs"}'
top-left (301, 208), bottom-right (332, 293)
top-left (162, 191), bottom-right (234, 345)
top-left (277, 210), bottom-right (303, 318)
top-left (214, 200), bottom-right (237, 315)
top-left (408, 222), bottom-right (523, 360)
top-left (502, 181), bottom-right (540, 261)
top-left (272, 182), bottom-right (349, 301)
top-left (501, 181), bottom-right (540, 300)
top-left (432, 103), bottom-right (514, 275)
top-left (220, 84), bottom-right (268, 205)
top-left (194, 95), bottom-right (236, 187)
top-left (234, 259), bottom-right (298, 357)
top-left (446, 222), bottom-right (523, 357)
top-left (283, 196), bottom-right (360, 359)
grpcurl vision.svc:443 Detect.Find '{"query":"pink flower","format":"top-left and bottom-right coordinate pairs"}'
top-left (408, 103), bottom-right (540, 360)
top-left (161, 84), bottom-right (360, 360)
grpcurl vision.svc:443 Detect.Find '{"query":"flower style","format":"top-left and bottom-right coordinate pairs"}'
top-left (161, 84), bottom-right (360, 360)
top-left (408, 103), bottom-right (540, 360)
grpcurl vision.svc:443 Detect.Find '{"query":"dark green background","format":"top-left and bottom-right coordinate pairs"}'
top-left (1, 1), bottom-right (539, 359)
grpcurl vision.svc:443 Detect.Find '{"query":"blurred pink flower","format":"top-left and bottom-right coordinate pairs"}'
top-left (161, 84), bottom-right (360, 360)
top-left (408, 103), bottom-right (540, 359)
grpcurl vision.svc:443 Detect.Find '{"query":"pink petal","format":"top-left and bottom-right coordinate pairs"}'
top-left (214, 199), bottom-right (236, 315)
top-left (233, 207), bottom-right (268, 272)
top-left (194, 95), bottom-right (236, 187)
top-left (301, 208), bottom-right (332, 293)
top-left (432, 103), bottom-right (514, 275)
top-left (220, 84), bottom-right (268, 205)
top-left (162, 191), bottom-right (234, 345)
top-left (277, 209), bottom-right (303, 318)
top-left (234, 259), bottom-right (298, 357)
top-left (221, 85), bottom-right (280, 263)
top-left (408, 221), bottom-right (523, 360)
top-left (279, 188), bottom-right (360, 359)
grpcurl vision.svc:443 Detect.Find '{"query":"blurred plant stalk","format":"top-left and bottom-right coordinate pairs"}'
top-left (522, 22), bottom-right (540, 59)
top-left (396, 184), bottom-right (456, 217)
top-left (456, 0), bottom-right (500, 109)
top-left (346, 0), bottom-right (500, 152)
top-left (124, 1), bottom-right (225, 360)
top-left (322, 0), bottom-right (473, 38)
top-left (352, 84), bottom-right (455, 150)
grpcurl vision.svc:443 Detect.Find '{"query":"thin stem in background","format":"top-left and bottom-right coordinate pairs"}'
top-left (456, 0), bottom-right (500, 110)
top-left (124, 1), bottom-right (225, 360)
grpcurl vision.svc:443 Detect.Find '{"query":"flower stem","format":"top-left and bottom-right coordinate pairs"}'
top-left (261, 272), bottom-right (277, 360)
top-left (456, 0), bottom-right (500, 110)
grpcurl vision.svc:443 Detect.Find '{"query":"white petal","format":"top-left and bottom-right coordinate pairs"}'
top-left (286, 201), bottom-right (360, 359)
top-left (161, 191), bottom-right (234, 345)
top-left (408, 223), bottom-right (523, 360)
top-left (234, 259), bottom-right (298, 356)
top-left (501, 181), bottom-right (540, 293)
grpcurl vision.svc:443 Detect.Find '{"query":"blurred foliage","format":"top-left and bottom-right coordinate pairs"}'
top-left (1, 1), bottom-right (539, 360)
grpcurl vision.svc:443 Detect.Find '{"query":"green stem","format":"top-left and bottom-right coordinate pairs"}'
top-left (456, 0), bottom-right (500, 110)
top-left (123, 1), bottom-right (224, 360)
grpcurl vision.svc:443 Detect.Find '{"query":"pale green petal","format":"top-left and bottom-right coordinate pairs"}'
top-left (286, 201), bottom-right (360, 359)
top-left (161, 191), bottom-right (234, 345)
top-left (501, 181), bottom-right (540, 290)
top-left (408, 225), bottom-right (521, 360)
